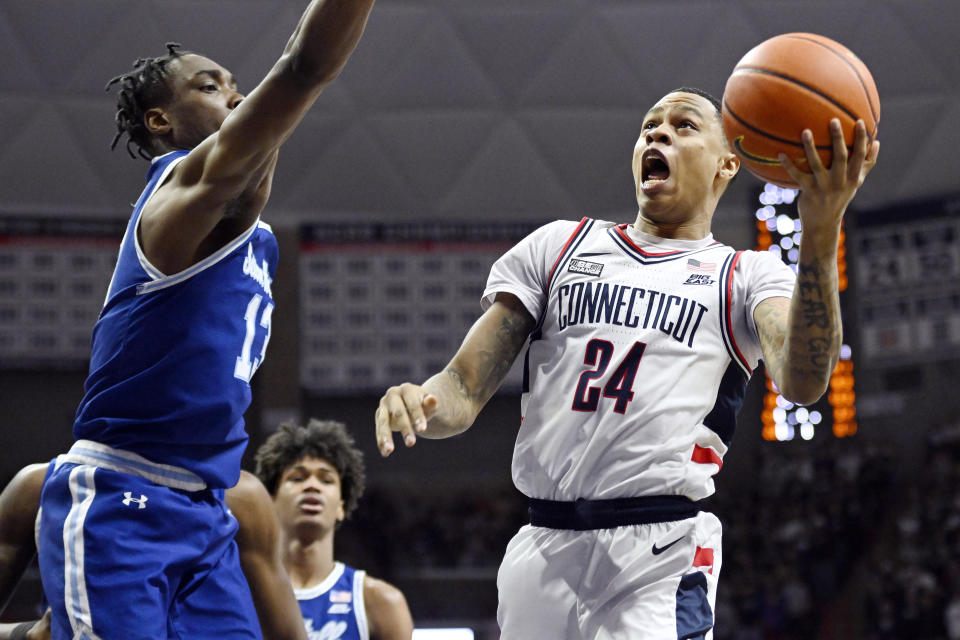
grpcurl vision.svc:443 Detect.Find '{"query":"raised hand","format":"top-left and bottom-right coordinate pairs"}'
top-left (779, 118), bottom-right (880, 237)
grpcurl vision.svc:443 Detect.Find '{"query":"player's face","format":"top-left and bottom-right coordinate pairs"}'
top-left (273, 456), bottom-right (345, 540)
top-left (158, 54), bottom-right (244, 150)
top-left (632, 92), bottom-right (738, 221)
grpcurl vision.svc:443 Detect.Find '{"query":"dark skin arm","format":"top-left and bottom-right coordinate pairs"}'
top-left (140, 0), bottom-right (376, 274)
top-left (376, 292), bottom-right (535, 455)
top-left (754, 118), bottom-right (879, 405)
top-left (226, 471), bottom-right (308, 640)
top-left (364, 576), bottom-right (414, 640)
top-left (0, 464), bottom-right (50, 640)
top-left (0, 464), bottom-right (46, 611)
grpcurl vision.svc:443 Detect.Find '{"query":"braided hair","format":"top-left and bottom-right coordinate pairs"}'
top-left (105, 43), bottom-right (188, 160)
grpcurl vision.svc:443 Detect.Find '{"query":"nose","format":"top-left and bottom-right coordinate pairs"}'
top-left (300, 475), bottom-right (323, 491)
top-left (229, 92), bottom-right (244, 110)
top-left (645, 123), bottom-right (672, 145)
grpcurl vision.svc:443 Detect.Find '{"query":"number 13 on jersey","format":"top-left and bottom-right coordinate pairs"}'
top-left (234, 293), bottom-right (273, 382)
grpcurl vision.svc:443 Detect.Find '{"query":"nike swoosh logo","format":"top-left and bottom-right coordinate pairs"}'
top-left (651, 536), bottom-right (684, 555)
top-left (575, 252), bottom-right (610, 257)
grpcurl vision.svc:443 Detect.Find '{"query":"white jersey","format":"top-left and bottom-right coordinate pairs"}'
top-left (482, 218), bottom-right (795, 502)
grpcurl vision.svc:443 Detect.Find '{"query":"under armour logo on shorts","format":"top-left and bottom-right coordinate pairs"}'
top-left (122, 492), bottom-right (148, 509)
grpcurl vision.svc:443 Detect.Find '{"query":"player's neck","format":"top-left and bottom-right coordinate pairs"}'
top-left (633, 211), bottom-right (712, 241)
top-left (283, 530), bottom-right (337, 589)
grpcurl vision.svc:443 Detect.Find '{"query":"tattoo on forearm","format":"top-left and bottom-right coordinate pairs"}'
top-left (473, 312), bottom-right (533, 401)
top-left (433, 307), bottom-right (533, 431)
top-left (801, 299), bottom-right (830, 329)
top-left (436, 366), bottom-right (473, 430)
top-left (789, 257), bottom-right (841, 383)
top-left (445, 367), bottom-right (471, 399)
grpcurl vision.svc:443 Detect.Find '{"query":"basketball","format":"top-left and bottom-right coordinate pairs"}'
top-left (721, 33), bottom-right (880, 187)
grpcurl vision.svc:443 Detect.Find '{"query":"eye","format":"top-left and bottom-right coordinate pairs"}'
top-left (678, 120), bottom-right (697, 130)
top-left (642, 121), bottom-right (658, 131)
top-left (200, 83), bottom-right (218, 92)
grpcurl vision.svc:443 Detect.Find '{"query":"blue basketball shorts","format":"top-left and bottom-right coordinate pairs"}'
top-left (36, 440), bottom-right (262, 640)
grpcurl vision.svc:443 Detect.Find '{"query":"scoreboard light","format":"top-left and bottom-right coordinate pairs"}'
top-left (755, 184), bottom-right (857, 441)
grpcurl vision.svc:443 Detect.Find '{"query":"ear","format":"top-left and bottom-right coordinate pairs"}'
top-left (336, 499), bottom-right (345, 523)
top-left (718, 151), bottom-right (740, 181)
top-left (144, 108), bottom-right (171, 136)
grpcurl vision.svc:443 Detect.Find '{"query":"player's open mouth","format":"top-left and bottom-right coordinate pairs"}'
top-left (641, 150), bottom-right (671, 188)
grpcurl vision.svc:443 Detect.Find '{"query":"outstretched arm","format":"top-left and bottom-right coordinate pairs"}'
top-left (376, 293), bottom-right (535, 456)
top-left (755, 119), bottom-right (879, 405)
top-left (141, 0), bottom-right (376, 273)
top-left (227, 472), bottom-right (308, 640)
top-left (364, 576), bottom-right (413, 640)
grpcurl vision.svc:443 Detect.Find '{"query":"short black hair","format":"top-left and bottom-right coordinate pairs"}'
top-left (105, 42), bottom-right (188, 160)
top-left (254, 419), bottom-right (366, 521)
top-left (670, 86), bottom-right (722, 119)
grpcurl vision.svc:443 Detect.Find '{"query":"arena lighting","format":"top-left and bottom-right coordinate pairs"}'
top-left (412, 630), bottom-right (475, 639)
top-left (755, 184), bottom-right (857, 441)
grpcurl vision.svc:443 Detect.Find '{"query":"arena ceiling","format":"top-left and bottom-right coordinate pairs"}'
top-left (0, 0), bottom-right (956, 231)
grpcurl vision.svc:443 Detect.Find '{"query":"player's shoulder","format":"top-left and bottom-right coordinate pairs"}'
top-left (734, 248), bottom-right (796, 274)
top-left (362, 572), bottom-right (413, 638)
top-left (362, 573), bottom-right (408, 609)
top-left (7, 463), bottom-right (48, 497)
top-left (528, 217), bottom-right (615, 243)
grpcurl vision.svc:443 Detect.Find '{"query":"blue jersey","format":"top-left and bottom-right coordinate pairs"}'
top-left (296, 563), bottom-right (369, 640)
top-left (74, 150), bottom-right (278, 488)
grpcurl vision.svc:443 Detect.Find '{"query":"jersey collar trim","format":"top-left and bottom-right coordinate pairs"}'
top-left (294, 562), bottom-right (346, 600)
top-left (609, 224), bottom-right (722, 264)
top-left (135, 215), bottom-right (263, 295)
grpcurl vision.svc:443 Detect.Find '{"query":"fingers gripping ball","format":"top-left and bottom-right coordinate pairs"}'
top-left (721, 32), bottom-right (880, 187)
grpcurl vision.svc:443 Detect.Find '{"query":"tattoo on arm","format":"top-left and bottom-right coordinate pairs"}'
top-left (428, 301), bottom-right (534, 434)
top-left (759, 256), bottom-right (842, 402)
top-left (474, 310), bottom-right (533, 401)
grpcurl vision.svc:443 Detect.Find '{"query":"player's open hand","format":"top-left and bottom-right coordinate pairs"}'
top-left (376, 383), bottom-right (438, 457)
top-left (779, 118), bottom-right (880, 235)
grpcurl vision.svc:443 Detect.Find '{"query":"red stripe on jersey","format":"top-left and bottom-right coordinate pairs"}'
top-left (724, 251), bottom-right (751, 374)
top-left (691, 445), bottom-right (723, 471)
top-left (693, 546), bottom-right (715, 574)
top-left (546, 217), bottom-right (589, 289)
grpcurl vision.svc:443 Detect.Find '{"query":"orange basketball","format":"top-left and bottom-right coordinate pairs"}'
top-left (721, 33), bottom-right (880, 187)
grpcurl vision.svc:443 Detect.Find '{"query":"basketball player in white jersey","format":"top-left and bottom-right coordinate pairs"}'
top-left (375, 87), bottom-right (879, 639)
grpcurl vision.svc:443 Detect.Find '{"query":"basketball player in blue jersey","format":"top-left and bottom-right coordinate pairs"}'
top-left (376, 88), bottom-right (880, 639)
top-left (1, 464), bottom-right (308, 640)
top-left (35, 2), bottom-right (376, 638)
top-left (255, 420), bottom-right (413, 640)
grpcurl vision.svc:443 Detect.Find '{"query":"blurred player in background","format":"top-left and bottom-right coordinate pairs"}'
top-left (376, 88), bottom-right (879, 638)
top-left (255, 420), bottom-right (413, 640)
top-left (35, 2), bottom-right (376, 638)
top-left (0, 464), bottom-right (307, 640)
